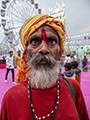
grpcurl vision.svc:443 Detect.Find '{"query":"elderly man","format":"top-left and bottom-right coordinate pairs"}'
top-left (0, 14), bottom-right (89, 120)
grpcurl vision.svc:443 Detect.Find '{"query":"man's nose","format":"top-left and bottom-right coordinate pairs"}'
top-left (38, 41), bottom-right (50, 54)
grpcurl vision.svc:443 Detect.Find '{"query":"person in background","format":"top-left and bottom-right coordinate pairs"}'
top-left (76, 53), bottom-right (81, 68)
top-left (82, 56), bottom-right (88, 72)
top-left (5, 51), bottom-right (15, 83)
top-left (1, 14), bottom-right (89, 120)
top-left (14, 50), bottom-right (22, 70)
top-left (2, 56), bottom-right (5, 60)
top-left (62, 62), bottom-right (76, 80)
top-left (71, 61), bottom-right (81, 85)
top-left (64, 54), bottom-right (71, 64)
top-left (70, 53), bottom-right (74, 62)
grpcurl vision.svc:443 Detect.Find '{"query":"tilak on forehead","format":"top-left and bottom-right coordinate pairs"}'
top-left (36, 28), bottom-right (47, 43)
top-left (41, 28), bottom-right (47, 42)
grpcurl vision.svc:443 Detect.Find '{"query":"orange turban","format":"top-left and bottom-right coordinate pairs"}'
top-left (15, 14), bottom-right (65, 83)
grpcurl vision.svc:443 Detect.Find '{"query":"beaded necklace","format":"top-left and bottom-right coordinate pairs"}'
top-left (27, 77), bottom-right (60, 120)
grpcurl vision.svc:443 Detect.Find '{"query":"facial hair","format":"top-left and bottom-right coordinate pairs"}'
top-left (26, 52), bottom-right (60, 89)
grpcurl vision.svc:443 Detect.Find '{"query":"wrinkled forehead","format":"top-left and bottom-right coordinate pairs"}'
top-left (37, 24), bottom-right (56, 31)
top-left (30, 24), bottom-right (60, 40)
top-left (38, 25), bottom-right (58, 34)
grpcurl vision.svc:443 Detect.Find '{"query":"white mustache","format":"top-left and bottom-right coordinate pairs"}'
top-left (29, 53), bottom-right (57, 66)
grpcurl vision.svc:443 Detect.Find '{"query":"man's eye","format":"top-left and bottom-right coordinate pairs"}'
top-left (30, 39), bottom-right (40, 46)
top-left (47, 39), bottom-right (57, 46)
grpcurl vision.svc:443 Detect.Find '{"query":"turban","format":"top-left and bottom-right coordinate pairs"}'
top-left (15, 14), bottom-right (65, 83)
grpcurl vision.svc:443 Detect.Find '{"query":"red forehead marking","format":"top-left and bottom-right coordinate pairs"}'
top-left (41, 29), bottom-right (47, 43)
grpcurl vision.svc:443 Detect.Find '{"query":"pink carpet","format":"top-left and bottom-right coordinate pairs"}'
top-left (0, 68), bottom-right (90, 119)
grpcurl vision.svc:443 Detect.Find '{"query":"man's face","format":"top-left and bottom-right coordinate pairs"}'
top-left (10, 52), bottom-right (13, 57)
top-left (26, 25), bottom-right (60, 89)
top-left (27, 25), bottom-right (60, 61)
top-left (18, 51), bottom-right (21, 56)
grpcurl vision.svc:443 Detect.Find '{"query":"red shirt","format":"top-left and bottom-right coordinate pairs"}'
top-left (0, 78), bottom-right (89, 120)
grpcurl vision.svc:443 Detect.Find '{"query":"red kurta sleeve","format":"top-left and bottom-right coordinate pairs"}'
top-left (0, 80), bottom-right (30, 120)
top-left (68, 78), bottom-right (89, 120)
top-left (1, 94), bottom-right (8, 120)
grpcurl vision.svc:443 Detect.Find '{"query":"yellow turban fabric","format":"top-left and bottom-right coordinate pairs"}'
top-left (15, 14), bottom-right (65, 83)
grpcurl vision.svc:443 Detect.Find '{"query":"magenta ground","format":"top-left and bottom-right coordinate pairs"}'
top-left (0, 68), bottom-right (90, 119)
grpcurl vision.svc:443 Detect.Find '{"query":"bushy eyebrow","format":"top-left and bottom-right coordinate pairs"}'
top-left (48, 36), bottom-right (58, 40)
top-left (28, 33), bottom-right (59, 44)
top-left (29, 34), bottom-right (58, 40)
top-left (29, 34), bottom-right (40, 40)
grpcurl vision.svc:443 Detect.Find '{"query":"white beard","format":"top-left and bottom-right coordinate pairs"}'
top-left (28, 65), bottom-right (59, 89)
top-left (26, 50), bottom-right (60, 89)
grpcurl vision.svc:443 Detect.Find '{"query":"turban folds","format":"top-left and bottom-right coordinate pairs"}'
top-left (15, 14), bottom-right (65, 83)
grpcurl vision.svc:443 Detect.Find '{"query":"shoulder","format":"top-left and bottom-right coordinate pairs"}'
top-left (12, 56), bottom-right (15, 58)
top-left (2, 80), bottom-right (27, 101)
top-left (64, 77), bottom-right (84, 105)
top-left (6, 56), bottom-right (9, 59)
top-left (74, 69), bottom-right (81, 75)
top-left (15, 55), bottom-right (18, 58)
top-left (6, 56), bottom-right (10, 61)
top-left (67, 78), bottom-right (79, 87)
top-left (66, 78), bottom-right (82, 96)
top-left (77, 68), bottom-right (81, 74)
